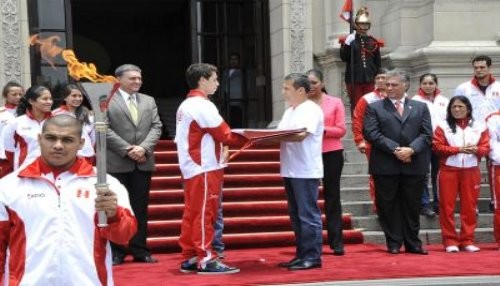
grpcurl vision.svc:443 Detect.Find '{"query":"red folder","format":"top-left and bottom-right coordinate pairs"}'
top-left (229, 128), bottom-right (306, 161)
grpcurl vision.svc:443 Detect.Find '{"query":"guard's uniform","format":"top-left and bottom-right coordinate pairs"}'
top-left (0, 157), bottom-right (137, 286)
top-left (340, 32), bottom-right (383, 109)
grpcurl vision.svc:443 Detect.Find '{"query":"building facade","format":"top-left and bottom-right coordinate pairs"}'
top-left (1, 0), bottom-right (500, 131)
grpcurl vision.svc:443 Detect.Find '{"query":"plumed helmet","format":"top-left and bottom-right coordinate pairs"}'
top-left (355, 7), bottom-right (371, 24)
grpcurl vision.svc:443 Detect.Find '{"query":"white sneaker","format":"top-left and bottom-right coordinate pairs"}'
top-left (445, 246), bottom-right (459, 253)
top-left (463, 245), bottom-right (480, 252)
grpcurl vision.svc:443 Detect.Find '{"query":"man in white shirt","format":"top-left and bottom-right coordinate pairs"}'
top-left (276, 73), bottom-right (324, 271)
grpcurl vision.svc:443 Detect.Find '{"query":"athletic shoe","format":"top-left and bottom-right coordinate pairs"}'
top-left (463, 245), bottom-right (480, 252)
top-left (445, 246), bottom-right (459, 253)
top-left (216, 250), bottom-right (226, 259)
top-left (198, 259), bottom-right (240, 275)
top-left (180, 258), bottom-right (198, 273)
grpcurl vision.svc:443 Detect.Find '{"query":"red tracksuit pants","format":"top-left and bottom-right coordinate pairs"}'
top-left (438, 167), bottom-right (481, 247)
top-left (490, 165), bottom-right (500, 246)
top-left (365, 144), bottom-right (376, 212)
top-left (179, 169), bottom-right (223, 265)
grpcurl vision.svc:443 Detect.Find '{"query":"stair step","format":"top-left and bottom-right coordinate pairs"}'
top-left (149, 186), bottom-right (373, 205)
top-left (147, 229), bottom-right (364, 253)
top-left (154, 161), bottom-right (281, 176)
top-left (363, 227), bottom-right (494, 246)
top-left (354, 213), bottom-right (494, 232)
top-left (151, 173), bottom-right (285, 189)
top-left (147, 215), bottom-right (353, 237)
top-left (343, 197), bottom-right (493, 217)
top-left (149, 200), bottom-right (328, 219)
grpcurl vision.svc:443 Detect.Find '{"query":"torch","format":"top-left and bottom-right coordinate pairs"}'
top-left (80, 82), bottom-right (120, 227)
top-left (29, 34), bottom-right (119, 227)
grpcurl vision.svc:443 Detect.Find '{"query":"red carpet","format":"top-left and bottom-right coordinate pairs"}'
top-left (147, 140), bottom-right (364, 252)
top-left (113, 243), bottom-right (500, 285)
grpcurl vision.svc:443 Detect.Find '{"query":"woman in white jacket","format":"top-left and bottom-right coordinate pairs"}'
top-left (433, 95), bottom-right (489, 253)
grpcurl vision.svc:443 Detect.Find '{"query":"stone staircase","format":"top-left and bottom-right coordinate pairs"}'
top-left (342, 114), bottom-right (495, 247)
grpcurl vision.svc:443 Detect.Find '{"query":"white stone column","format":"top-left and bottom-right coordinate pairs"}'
top-left (269, 0), bottom-right (313, 126)
top-left (0, 0), bottom-right (31, 104)
top-left (381, 0), bottom-right (500, 97)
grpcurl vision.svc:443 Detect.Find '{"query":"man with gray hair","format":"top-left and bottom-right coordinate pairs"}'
top-left (364, 69), bottom-right (432, 255)
top-left (107, 64), bottom-right (162, 265)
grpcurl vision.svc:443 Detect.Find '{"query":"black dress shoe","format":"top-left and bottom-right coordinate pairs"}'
top-left (407, 247), bottom-right (428, 255)
top-left (278, 257), bottom-right (301, 268)
top-left (132, 255), bottom-right (159, 263)
top-left (333, 249), bottom-right (345, 256)
top-left (112, 256), bottom-right (125, 266)
top-left (388, 248), bottom-right (400, 254)
top-left (288, 260), bottom-right (321, 271)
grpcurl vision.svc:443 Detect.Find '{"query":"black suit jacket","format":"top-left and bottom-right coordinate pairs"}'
top-left (363, 97), bottom-right (432, 175)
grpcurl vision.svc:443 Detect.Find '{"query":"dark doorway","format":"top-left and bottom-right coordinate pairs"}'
top-left (70, 0), bottom-right (191, 138)
top-left (191, 0), bottom-right (272, 128)
top-left (29, 0), bottom-right (272, 135)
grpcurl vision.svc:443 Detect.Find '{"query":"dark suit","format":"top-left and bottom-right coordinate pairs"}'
top-left (363, 97), bottom-right (432, 251)
top-left (106, 90), bottom-right (162, 259)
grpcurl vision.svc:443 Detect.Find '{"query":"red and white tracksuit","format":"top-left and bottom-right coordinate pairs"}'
top-left (0, 108), bottom-right (14, 178)
top-left (412, 89), bottom-right (449, 131)
top-left (352, 89), bottom-right (385, 208)
top-left (0, 157), bottom-right (137, 286)
top-left (433, 119), bottom-right (490, 248)
top-left (175, 89), bottom-right (246, 267)
top-left (2, 111), bottom-right (52, 171)
top-left (52, 106), bottom-right (96, 163)
top-left (455, 76), bottom-right (500, 123)
top-left (486, 111), bottom-right (500, 246)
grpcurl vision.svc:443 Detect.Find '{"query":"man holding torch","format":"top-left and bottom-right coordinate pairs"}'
top-left (0, 115), bottom-right (137, 285)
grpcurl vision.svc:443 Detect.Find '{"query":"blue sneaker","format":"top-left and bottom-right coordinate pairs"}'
top-left (197, 259), bottom-right (240, 275)
top-left (179, 258), bottom-right (198, 273)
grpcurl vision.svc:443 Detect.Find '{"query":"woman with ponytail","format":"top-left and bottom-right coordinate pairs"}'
top-left (2, 85), bottom-right (53, 170)
top-left (52, 84), bottom-right (95, 164)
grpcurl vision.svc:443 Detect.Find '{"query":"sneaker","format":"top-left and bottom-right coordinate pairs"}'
top-left (445, 246), bottom-right (459, 253)
top-left (463, 245), bottom-right (480, 252)
top-left (216, 250), bottom-right (225, 259)
top-left (198, 259), bottom-right (240, 275)
top-left (420, 207), bottom-right (436, 218)
top-left (180, 258), bottom-right (198, 273)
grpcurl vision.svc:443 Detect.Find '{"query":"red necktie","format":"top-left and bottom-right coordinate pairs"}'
top-left (395, 100), bottom-right (403, 116)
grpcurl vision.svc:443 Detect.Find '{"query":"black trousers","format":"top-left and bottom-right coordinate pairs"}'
top-left (373, 174), bottom-right (425, 251)
top-left (110, 168), bottom-right (152, 258)
top-left (322, 150), bottom-right (344, 250)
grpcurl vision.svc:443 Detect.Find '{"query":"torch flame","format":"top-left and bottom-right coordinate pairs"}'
top-left (29, 34), bottom-right (117, 83)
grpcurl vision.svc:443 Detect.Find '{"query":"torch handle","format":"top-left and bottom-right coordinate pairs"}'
top-left (97, 210), bottom-right (108, 227)
top-left (95, 183), bottom-right (109, 227)
top-left (94, 121), bottom-right (108, 227)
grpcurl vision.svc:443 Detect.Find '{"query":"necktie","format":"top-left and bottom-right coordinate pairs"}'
top-left (395, 100), bottom-right (404, 116)
top-left (128, 95), bottom-right (138, 124)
